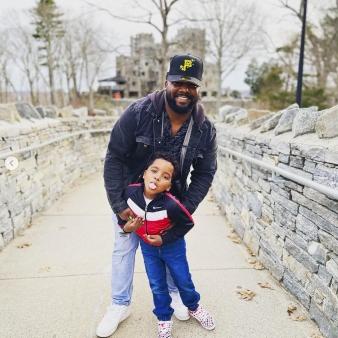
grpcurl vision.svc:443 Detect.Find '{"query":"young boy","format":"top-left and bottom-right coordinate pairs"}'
top-left (118, 151), bottom-right (215, 338)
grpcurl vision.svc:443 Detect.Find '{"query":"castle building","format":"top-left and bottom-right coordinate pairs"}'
top-left (99, 28), bottom-right (218, 98)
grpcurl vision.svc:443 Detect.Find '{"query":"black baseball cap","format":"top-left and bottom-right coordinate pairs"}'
top-left (166, 54), bottom-right (203, 87)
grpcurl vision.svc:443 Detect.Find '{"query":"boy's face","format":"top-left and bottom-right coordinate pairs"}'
top-left (143, 158), bottom-right (174, 199)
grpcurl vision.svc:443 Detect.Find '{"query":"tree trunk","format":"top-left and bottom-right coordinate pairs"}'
top-left (89, 87), bottom-right (94, 110)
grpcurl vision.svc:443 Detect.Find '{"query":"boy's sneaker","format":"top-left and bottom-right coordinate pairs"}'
top-left (170, 292), bottom-right (189, 320)
top-left (188, 305), bottom-right (215, 330)
top-left (96, 304), bottom-right (131, 337)
top-left (158, 320), bottom-right (173, 338)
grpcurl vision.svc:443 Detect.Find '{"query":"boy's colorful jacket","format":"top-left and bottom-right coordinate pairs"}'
top-left (117, 183), bottom-right (194, 245)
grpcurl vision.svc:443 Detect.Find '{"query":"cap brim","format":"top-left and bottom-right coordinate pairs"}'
top-left (166, 75), bottom-right (201, 87)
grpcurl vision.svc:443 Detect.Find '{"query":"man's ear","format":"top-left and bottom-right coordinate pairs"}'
top-left (143, 170), bottom-right (146, 179)
top-left (166, 183), bottom-right (172, 191)
top-left (164, 80), bottom-right (168, 87)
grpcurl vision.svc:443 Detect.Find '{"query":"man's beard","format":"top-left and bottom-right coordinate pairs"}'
top-left (165, 90), bottom-right (199, 115)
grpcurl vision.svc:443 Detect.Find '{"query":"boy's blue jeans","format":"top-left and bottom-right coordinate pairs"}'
top-left (140, 237), bottom-right (200, 321)
top-left (111, 214), bottom-right (179, 305)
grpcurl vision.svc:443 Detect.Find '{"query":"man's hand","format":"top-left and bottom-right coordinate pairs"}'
top-left (144, 234), bottom-right (163, 246)
top-left (118, 208), bottom-right (134, 222)
top-left (123, 216), bottom-right (144, 232)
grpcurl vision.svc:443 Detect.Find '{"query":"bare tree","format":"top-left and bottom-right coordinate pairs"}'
top-left (9, 19), bottom-right (41, 105)
top-left (0, 32), bottom-right (17, 103)
top-left (83, 0), bottom-right (186, 86)
top-left (194, 0), bottom-right (265, 114)
top-left (76, 18), bottom-right (110, 109)
top-left (276, 0), bottom-right (338, 88)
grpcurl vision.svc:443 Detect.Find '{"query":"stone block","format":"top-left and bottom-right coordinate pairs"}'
top-left (0, 217), bottom-right (11, 234)
top-left (318, 265), bottom-right (333, 286)
top-left (327, 259), bottom-right (338, 282)
top-left (296, 214), bottom-right (318, 242)
top-left (260, 111), bottom-right (284, 133)
top-left (274, 107), bottom-right (300, 135)
top-left (2, 229), bottom-right (14, 245)
top-left (304, 160), bottom-right (316, 173)
top-left (316, 104), bottom-right (338, 138)
top-left (274, 203), bottom-right (296, 231)
top-left (300, 206), bottom-right (338, 240)
top-left (285, 238), bottom-right (319, 273)
top-left (285, 181), bottom-right (303, 193)
top-left (270, 139), bottom-right (291, 155)
top-left (308, 241), bottom-right (328, 264)
top-left (289, 156), bottom-right (304, 169)
top-left (272, 190), bottom-right (298, 215)
top-left (325, 149), bottom-right (338, 165)
top-left (258, 178), bottom-right (271, 193)
top-left (283, 249), bottom-right (311, 285)
top-left (283, 268), bottom-right (310, 309)
top-left (293, 109), bottom-right (325, 137)
top-left (278, 153), bottom-right (289, 164)
top-left (285, 229), bottom-right (308, 251)
top-left (271, 222), bottom-right (286, 240)
top-left (271, 183), bottom-right (290, 199)
top-left (247, 192), bottom-right (262, 217)
top-left (250, 112), bottom-right (274, 130)
top-left (293, 191), bottom-right (338, 228)
top-left (318, 230), bottom-right (338, 256)
top-left (258, 250), bottom-right (284, 281)
top-left (309, 301), bottom-right (332, 337)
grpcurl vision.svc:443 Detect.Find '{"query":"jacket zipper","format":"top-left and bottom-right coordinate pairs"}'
top-left (144, 204), bottom-right (148, 235)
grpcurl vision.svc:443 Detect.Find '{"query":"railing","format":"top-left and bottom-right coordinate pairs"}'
top-left (0, 129), bottom-right (112, 160)
top-left (219, 145), bottom-right (338, 201)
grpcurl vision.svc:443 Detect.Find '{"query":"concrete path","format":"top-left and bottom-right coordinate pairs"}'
top-left (0, 173), bottom-right (322, 338)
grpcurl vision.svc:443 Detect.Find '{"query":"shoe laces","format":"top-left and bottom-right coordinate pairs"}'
top-left (158, 320), bottom-right (172, 338)
top-left (189, 306), bottom-right (212, 326)
top-left (105, 304), bottom-right (123, 320)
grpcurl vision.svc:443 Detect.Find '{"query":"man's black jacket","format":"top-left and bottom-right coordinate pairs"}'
top-left (104, 89), bottom-right (217, 215)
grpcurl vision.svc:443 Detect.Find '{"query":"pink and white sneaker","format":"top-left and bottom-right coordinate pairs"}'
top-left (188, 305), bottom-right (215, 330)
top-left (158, 320), bottom-right (173, 338)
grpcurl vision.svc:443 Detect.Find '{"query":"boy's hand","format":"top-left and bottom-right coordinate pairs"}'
top-left (118, 208), bottom-right (134, 222)
top-left (144, 234), bottom-right (163, 246)
top-left (123, 216), bottom-right (144, 232)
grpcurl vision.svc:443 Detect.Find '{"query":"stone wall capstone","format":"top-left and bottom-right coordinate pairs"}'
top-left (0, 116), bottom-right (116, 250)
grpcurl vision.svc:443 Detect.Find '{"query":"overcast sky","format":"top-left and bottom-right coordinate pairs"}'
top-left (0, 0), bottom-right (312, 91)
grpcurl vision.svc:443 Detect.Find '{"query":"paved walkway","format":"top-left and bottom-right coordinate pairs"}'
top-left (0, 173), bottom-right (322, 338)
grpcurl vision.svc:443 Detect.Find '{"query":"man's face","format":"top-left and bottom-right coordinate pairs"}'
top-left (165, 81), bottom-right (200, 115)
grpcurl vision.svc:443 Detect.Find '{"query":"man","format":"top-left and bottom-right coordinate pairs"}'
top-left (97, 54), bottom-right (217, 337)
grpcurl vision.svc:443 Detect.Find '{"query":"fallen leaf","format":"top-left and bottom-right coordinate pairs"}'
top-left (246, 248), bottom-right (254, 256)
top-left (246, 258), bottom-right (257, 264)
top-left (207, 198), bottom-right (214, 202)
top-left (287, 305), bottom-right (297, 316)
top-left (38, 266), bottom-right (51, 273)
top-left (228, 235), bottom-right (241, 244)
top-left (230, 227), bottom-right (235, 233)
top-left (254, 263), bottom-right (265, 270)
top-left (293, 315), bottom-right (305, 322)
top-left (236, 289), bottom-right (256, 301)
top-left (59, 226), bottom-right (66, 230)
top-left (258, 282), bottom-right (274, 290)
top-left (207, 212), bottom-right (215, 216)
top-left (17, 243), bottom-right (31, 248)
top-left (214, 206), bottom-right (220, 210)
top-left (27, 222), bottom-right (33, 228)
top-left (57, 208), bottom-right (64, 212)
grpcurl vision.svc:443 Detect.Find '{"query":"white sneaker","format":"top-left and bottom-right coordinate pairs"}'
top-left (158, 320), bottom-right (173, 338)
top-left (96, 303), bottom-right (131, 337)
top-left (170, 292), bottom-right (189, 321)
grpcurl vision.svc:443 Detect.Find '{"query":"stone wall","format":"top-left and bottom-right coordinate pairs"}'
top-left (0, 117), bottom-right (115, 250)
top-left (213, 121), bottom-right (338, 337)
